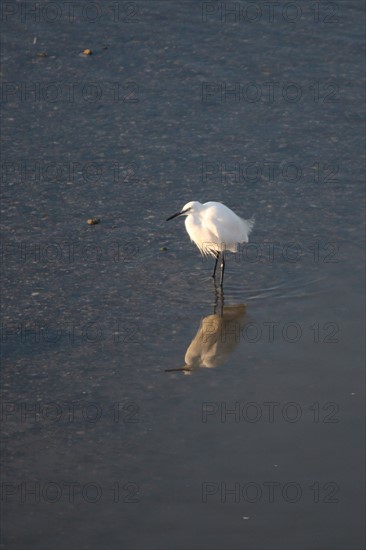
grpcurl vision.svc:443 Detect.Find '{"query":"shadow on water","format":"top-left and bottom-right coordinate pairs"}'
top-left (165, 281), bottom-right (249, 374)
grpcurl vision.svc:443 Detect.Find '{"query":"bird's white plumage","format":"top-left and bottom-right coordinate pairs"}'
top-left (182, 201), bottom-right (254, 257)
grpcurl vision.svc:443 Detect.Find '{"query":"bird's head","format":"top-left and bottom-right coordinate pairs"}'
top-left (166, 201), bottom-right (201, 221)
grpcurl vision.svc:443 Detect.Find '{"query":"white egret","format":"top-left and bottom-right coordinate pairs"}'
top-left (166, 201), bottom-right (254, 286)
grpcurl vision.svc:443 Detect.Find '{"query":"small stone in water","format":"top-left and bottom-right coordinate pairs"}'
top-left (87, 218), bottom-right (100, 225)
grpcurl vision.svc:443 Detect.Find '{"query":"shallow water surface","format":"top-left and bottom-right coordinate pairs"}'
top-left (1, 1), bottom-right (365, 549)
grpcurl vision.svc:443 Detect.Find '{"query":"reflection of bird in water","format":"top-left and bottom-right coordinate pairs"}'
top-left (166, 292), bottom-right (248, 374)
top-left (166, 201), bottom-right (254, 286)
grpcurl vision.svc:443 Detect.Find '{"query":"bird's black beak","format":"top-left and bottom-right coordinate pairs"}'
top-left (166, 211), bottom-right (182, 221)
top-left (166, 207), bottom-right (190, 221)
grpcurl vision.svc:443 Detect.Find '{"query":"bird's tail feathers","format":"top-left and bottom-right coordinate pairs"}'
top-left (244, 214), bottom-right (255, 236)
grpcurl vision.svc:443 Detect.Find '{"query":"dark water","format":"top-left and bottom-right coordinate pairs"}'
top-left (1, 1), bottom-right (365, 549)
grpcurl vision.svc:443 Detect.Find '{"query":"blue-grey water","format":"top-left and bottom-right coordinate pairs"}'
top-left (1, 1), bottom-right (365, 549)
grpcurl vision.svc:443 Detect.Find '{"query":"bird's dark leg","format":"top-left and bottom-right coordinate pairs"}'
top-left (219, 285), bottom-right (224, 317)
top-left (219, 253), bottom-right (225, 287)
top-left (212, 251), bottom-right (220, 279)
top-left (212, 278), bottom-right (219, 314)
